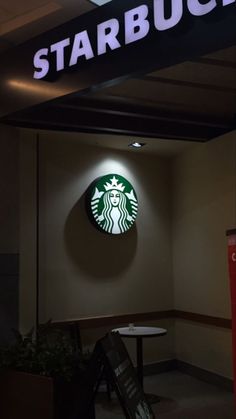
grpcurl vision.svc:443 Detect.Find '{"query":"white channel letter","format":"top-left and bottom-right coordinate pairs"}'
top-left (222, 0), bottom-right (235, 4)
top-left (69, 31), bottom-right (94, 66)
top-left (125, 5), bottom-right (150, 45)
top-left (33, 48), bottom-right (49, 79)
top-left (154, 0), bottom-right (183, 31)
top-left (50, 38), bottom-right (70, 71)
top-left (97, 19), bottom-right (121, 55)
top-left (187, 0), bottom-right (217, 16)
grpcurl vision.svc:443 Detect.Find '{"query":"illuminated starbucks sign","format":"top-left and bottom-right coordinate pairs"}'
top-left (33, 0), bottom-right (235, 81)
top-left (89, 174), bottom-right (138, 234)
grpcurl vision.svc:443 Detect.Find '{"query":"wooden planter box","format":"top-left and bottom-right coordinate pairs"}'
top-left (0, 371), bottom-right (54, 419)
top-left (0, 370), bottom-right (95, 419)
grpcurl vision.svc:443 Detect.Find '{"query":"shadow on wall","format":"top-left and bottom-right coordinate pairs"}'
top-left (64, 193), bottom-right (137, 280)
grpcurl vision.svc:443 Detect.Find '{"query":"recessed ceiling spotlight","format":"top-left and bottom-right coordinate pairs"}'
top-left (129, 142), bottom-right (146, 149)
top-left (89, 0), bottom-right (112, 5)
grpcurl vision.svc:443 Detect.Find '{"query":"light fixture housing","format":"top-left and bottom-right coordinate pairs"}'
top-left (129, 142), bottom-right (146, 149)
top-left (89, 0), bottom-right (112, 5)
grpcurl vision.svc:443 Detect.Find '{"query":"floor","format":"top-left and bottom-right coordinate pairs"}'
top-left (95, 371), bottom-right (235, 419)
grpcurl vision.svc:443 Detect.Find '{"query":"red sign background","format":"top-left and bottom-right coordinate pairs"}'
top-left (227, 231), bottom-right (236, 408)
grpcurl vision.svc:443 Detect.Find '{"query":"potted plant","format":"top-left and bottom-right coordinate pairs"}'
top-left (0, 322), bottom-right (94, 419)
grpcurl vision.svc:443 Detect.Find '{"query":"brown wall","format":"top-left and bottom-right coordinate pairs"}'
top-left (0, 124), bottom-right (19, 343)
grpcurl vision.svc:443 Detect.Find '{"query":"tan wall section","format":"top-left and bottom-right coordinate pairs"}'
top-left (19, 130), bottom-right (173, 361)
top-left (19, 128), bottom-right (236, 374)
top-left (37, 132), bottom-right (173, 323)
top-left (19, 130), bottom-right (37, 334)
top-left (175, 320), bottom-right (233, 379)
top-left (172, 131), bottom-right (236, 377)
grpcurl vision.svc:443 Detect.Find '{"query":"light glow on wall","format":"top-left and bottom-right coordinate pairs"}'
top-left (90, 159), bottom-right (133, 180)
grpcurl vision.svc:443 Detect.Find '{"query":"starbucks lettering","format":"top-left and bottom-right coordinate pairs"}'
top-left (88, 174), bottom-right (138, 234)
top-left (33, 0), bottom-right (235, 80)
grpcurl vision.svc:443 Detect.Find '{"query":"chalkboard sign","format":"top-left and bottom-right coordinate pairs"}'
top-left (97, 332), bottom-right (155, 419)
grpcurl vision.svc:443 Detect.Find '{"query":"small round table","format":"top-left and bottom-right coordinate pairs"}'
top-left (112, 326), bottom-right (167, 391)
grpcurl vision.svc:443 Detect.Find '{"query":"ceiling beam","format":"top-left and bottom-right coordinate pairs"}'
top-left (3, 96), bottom-right (235, 142)
top-left (191, 57), bottom-right (236, 70)
top-left (139, 75), bottom-right (236, 95)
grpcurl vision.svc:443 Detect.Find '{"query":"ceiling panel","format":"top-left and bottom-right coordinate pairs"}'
top-left (56, 0), bottom-right (95, 10)
top-left (94, 78), bottom-right (236, 118)
top-left (0, 0), bottom-right (95, 50)
top-left (206, 45), bottom-right (236, 63)
top-left (0, 2), bottom-right (61, 36)
top-left (0, 0), bottom-right (51, 15)
top-left (0, 7), bottom-right (13, 23)
top-left (150, 62), bottom-right (236, 90)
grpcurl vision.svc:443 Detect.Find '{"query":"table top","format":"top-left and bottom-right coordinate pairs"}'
top-left (112, 326), bottom-right (167, 338)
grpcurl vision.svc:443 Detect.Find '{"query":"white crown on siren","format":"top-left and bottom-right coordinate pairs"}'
top-left (104, 176), bottom-right (125, 192)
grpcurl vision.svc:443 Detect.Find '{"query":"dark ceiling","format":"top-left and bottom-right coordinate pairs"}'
top-left (0, 1), bottom-right (235, 143)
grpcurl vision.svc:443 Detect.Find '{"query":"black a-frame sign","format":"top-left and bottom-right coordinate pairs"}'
top-left (75, 332), bottom-right (155, 419)
top-left (98, 332), bottom-right (155, 419)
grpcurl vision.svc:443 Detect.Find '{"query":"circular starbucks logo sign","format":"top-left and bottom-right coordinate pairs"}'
top-left (89, 174), bottom-right (138, 234)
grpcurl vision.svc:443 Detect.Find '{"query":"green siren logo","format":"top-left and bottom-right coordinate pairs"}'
top-left (90, 174), bottom-right (138, 234)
